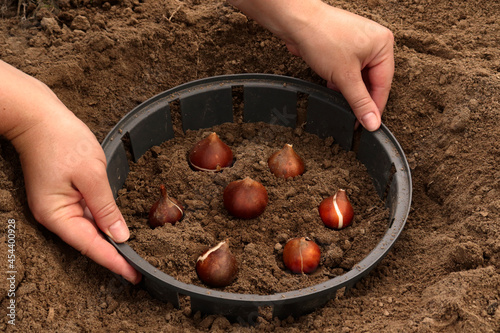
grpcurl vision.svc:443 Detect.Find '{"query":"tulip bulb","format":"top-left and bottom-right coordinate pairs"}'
top-left (318, 189), bottom-right (354, 229)
top-left (223, 177), bottom-right (268, 219)
top-left (268, 144), bottom-right (305, 179)
top-left (196, 241), bottom-right (238, 288)
top-left (282, 237), bottom-right (321, 274)
top-left (189, 132), bottom-right (233, 172)
top-left (148, 185), bottom-right (184, 228)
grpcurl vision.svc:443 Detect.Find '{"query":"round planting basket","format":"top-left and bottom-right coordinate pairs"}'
top-left (102, 74), bottom-right (411, 324)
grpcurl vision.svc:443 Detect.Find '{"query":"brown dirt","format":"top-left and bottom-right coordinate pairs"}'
top-left (121, 122), bottom-right (388, 294)
top-left (1, 0), bottom-right (499, 332)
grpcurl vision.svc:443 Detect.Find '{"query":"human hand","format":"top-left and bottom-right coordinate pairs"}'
top-left (229, 0), bottom-right (394, 131)
top-left (14, 110), bottom-right (141, 284)
top-left (284, 5), bottom-right (394, 131)
top-left (2, 62), bottom-right (141, 284)
top-left (15, 111), bottom-right (141, 284)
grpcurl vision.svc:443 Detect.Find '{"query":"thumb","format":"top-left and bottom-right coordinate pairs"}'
top-left (74, 163), bottom-right (129, 243)
top-left (334, 72), bottom-right (381, 131)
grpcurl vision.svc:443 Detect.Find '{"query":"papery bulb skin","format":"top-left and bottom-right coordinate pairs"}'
top-left (148, 185), bottom-right (184, 228)
top-left (189, 132), bottom-right (233, 172)
top-left (268, 144), bottom-right (305, 179)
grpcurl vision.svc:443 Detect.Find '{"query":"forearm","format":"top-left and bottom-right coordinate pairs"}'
top-left (227, 0), bottom-right (324, 44)
top-left (0, 60), bottom-right (64, 143)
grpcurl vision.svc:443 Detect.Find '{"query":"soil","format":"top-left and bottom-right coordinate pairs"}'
top-left (121, 122), bottom-right (388, 294)
top-left (0, 0), bottom-right (499, 332)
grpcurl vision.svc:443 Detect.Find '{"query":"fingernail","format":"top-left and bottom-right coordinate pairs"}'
top-left (108, 220), bottom-right (129, 243)
top-left (360, 112), bottom-right (380, 131)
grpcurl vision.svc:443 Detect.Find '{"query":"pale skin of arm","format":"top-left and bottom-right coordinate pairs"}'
top-left (0, 0), bottom-right (393, 284)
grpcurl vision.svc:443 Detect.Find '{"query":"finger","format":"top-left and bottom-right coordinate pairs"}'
top-left (365, 56), bottom-right (394, 115)
top-left (285, 42), bottom-right (301, 57)
top-left (328, 81), bottom-right (362, 131)
top-left (44, 212), bottom-right (141, 284)
top-left (80, 225), bottom-right (142, 284)
top-left (73, 161), bottom-right (129, 243)
top-left (326, 81), bottom-right (340, 92)
top-left (334, 70), bottom-right (381, 131)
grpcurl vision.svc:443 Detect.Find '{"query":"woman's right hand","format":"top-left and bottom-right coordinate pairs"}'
top-left (284, 4), bottom-right (394, 131)
top-left (229, 0), bottom-right (395, 131)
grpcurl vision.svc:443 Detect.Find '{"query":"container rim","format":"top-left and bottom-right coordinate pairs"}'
top-left (102, 74), bottom-right (412, 321)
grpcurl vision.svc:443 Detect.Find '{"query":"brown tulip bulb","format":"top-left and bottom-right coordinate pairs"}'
top-left (268, 144), bottom-right (305, 179)
top-left (148, 185), bottom-right (184, 228)
top-left (223, 177), bottom-right (268, 219)
top-left (282, 237), bottom-right (321, 274)
top-left (196, 241), bottom-right (238, 288)
top-left (189, 132), bottom-right (233, 172)
top-left (318, 189), bottom-right (354, 229)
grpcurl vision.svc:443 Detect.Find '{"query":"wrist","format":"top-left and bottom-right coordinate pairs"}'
top-left (0, 61), bottom-right (68, 146)
top-left (277, 0), bottom-right (327, 45)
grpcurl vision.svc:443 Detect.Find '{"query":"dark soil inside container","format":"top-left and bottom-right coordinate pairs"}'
top-left (118, 122), bottom-right (388, 294)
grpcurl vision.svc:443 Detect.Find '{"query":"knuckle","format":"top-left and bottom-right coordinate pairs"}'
top-left (350, 95), bottom-right (374, 112)
top-left (84, 160), bottom-right (107, 178)
top-left (384, 28), bottom-right (395, 46)
top-left (342, 70), bottom-right (362, 82)
top-left (75, 160), bottom-right (109, 193)
top-left (92, 200), bottom-right (119, 222)
top-left (28, 199), bottom-right (61, 227)
top-left (79, 233), bottom-right (99, 257)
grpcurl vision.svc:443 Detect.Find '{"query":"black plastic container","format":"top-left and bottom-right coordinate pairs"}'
top-left (102, 74), bottom-right (411, 324)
